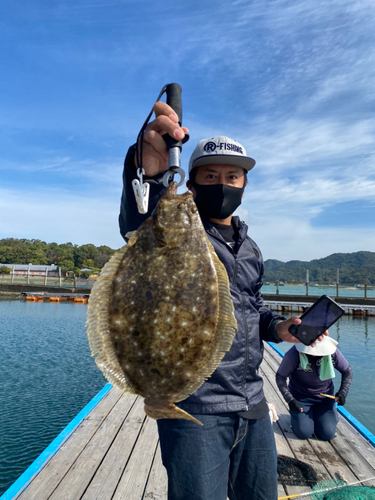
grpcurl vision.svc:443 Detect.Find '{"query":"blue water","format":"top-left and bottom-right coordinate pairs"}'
top-left (0, 300), bottom-right (106, 496)
top-left (262, 283), bottom-right (375, 299)
top-left (0, 300), bottom-right (374, 496)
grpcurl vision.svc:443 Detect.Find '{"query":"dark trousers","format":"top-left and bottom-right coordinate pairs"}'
top-left (157, 412), bottom-right (278, 500)
top-left (290, 397), bottom-right (339, 441)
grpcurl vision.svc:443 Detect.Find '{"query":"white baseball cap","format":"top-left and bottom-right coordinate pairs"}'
top-left (188, 136), bottom-right (256, 174)
top-left (296, 336), bottom-right (338, 356)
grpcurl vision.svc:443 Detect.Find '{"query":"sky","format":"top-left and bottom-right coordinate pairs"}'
top-left (1, 0), bottom-right (375, 262)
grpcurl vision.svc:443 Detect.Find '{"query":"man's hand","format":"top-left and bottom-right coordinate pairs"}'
top-left (275, 316), bottom-right (329, 346)
top-left (136, 101), bottom-right (189, 177)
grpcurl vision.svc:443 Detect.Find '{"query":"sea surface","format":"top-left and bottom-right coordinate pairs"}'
top-left (0, 300), bottom-right (106, 496)
top-left (1, 299), bottom-right (375, 496)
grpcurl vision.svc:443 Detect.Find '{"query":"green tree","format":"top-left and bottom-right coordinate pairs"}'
top-left (59, 260), bottom-right (76, 272)
top-left (82, 259), bottom-right (95, 269)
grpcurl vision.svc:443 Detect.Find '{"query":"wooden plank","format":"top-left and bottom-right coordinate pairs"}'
top-left (82, 396), bottom-right (147, 500)
top-left (17, 387), bottom-right (124, 500)
top-left (48, 392), bottom-right (138, 500)
top-left (260, 362), bottom-right (331, 482)
top-left (112, 416), bottom-right (160, 500)
top-left (261, 364), bottom-right (314, 498)
top-left (335, 417), bottom-right (375, 469)
top-left (330, 425), bottom-right (375, 487)
top-left (273, 419), bottom-right (296, 498)
top-left (143, 442), bottom-right (168, 500)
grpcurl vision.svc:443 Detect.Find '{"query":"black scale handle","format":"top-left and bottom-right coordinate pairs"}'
top-left (163, 83), bottom-right (189, 150)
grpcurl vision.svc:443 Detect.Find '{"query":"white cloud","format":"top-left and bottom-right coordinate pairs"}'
top-left (236, 209), bottom-right (375, 262)
top-left (245, 176), bottom-right (375, 211)
top-left (240, 118), bottom-right (375, 174)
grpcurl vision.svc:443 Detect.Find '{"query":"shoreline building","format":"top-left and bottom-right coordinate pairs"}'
top-left (0, 263), bottom-right (61, 277)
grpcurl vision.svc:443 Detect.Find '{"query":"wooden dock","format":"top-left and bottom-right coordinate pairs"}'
top-left (4, 344), bottom-right (375, 500)
top-left (263, 298), bottom-right (375, 316)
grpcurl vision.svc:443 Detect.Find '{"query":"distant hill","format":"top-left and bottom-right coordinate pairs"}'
top-left (263, 251), bottom-right (375, 284)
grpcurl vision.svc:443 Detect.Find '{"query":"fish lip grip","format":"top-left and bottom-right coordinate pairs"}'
top-left (133, 83), bottom-right (189, 213)
top-left (162, 83), bottom-right (189, 188)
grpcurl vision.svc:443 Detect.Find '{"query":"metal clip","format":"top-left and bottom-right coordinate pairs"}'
top-left (162, 167), bottom-right (186, 187)
top-left (132, 168), bottom-right (150, 214)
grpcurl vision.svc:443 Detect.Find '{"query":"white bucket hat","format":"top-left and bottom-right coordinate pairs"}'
top-left (188, 136), bottom-right (256, 173)
top-left (296, 336), bottom-right (338, 356)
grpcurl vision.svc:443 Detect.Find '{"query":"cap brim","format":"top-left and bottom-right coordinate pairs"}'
top-left (191, 154), bottom-right (256, 172)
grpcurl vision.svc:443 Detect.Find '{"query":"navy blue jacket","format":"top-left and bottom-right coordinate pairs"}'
top-left (119, 145), bottom-right (284, 414)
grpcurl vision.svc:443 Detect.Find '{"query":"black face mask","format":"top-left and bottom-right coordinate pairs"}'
top-left (190, 182), bottom-right (244, 219)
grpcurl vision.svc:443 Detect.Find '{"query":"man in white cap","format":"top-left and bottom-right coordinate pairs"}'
top-left (276, 336), bottom-right (352, 441)
top-left (119, 101), bottom-right (327, 500)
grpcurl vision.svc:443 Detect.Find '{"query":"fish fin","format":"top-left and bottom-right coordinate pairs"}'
top-left (86, 245), bottom-right (137, 394)
top-left (175, 240), bottom-right (237, 402)
top-left (124, 230), bottom-right (136, 240)
top-left (144, 402), bottom-right (203, 426)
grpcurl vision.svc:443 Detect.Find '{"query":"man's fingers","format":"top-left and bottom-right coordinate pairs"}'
top-left (143, 130), bottom-right (169, 162)
top-left (146, 114), bottom-right (186, 141)
top-left (153, 101), bottom-right (179, 121)
top-left (144, 139), bottom-right (168, 163)
top-left (135, 101), bottom-right (189, 175)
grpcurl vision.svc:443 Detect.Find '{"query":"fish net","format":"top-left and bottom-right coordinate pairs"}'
top-left (311, 479), bottom-right (375, 499)
top-left (277, 455), bottom-right (318, 487)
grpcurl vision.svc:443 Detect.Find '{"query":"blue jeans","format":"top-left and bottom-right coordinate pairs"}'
top-left (290, 397), bottom-right (339, 441)
top-left (157, 413), bottom-right (278, 500)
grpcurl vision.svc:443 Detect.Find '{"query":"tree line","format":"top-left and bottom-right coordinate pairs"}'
top-left (1, 239), bottom-right (374, 284)
top-left (0, 238), bottom-right (118, 275)
top-left (263, 251), bottom-right (375, 284)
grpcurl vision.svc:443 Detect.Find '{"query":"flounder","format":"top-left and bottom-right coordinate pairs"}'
top-left (86, 182), bottom-right (237, 425)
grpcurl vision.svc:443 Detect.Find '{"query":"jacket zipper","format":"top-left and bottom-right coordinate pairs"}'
top-left (232, 253), bottom-right (238, 286)
top-left (207, 229), bottom-right (250, 409)
top-left (240, 293), bottom-right (250, 406)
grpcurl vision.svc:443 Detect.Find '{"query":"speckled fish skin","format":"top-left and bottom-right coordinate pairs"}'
top-left (86, 182), bottom-right (237, 425)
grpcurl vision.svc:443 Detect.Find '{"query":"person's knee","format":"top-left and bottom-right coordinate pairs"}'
top-left (315, 427), bottom-right (336, 441)
top-left (291, 424), bottom-right (313, 440)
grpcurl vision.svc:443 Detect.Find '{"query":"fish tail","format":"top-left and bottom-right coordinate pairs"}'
top-left (144, 402), bottom-right (203, 426)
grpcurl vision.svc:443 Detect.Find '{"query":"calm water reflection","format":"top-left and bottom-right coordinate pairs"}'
top-left (0, 300), bottom-right (105, 496)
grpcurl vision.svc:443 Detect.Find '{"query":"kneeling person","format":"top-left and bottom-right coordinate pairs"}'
top-left (276, 336), bottom-right (352, 441)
